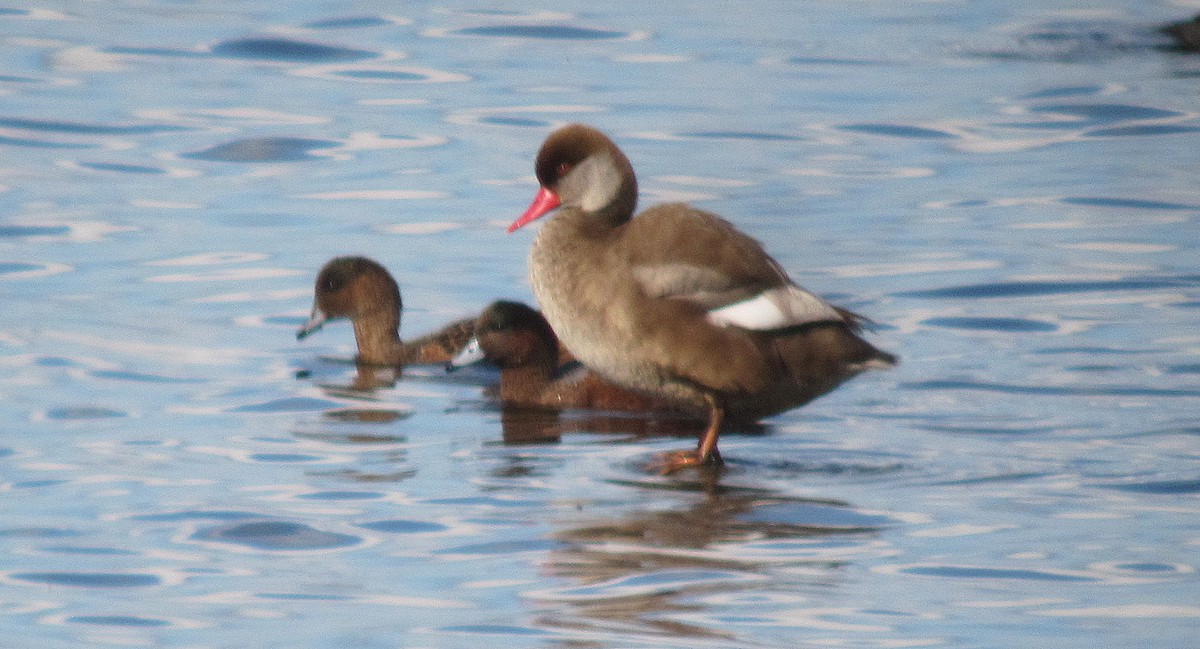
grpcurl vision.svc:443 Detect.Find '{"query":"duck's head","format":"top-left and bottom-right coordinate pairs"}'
top-left (297, 256), bottom-right (400, 340)
top-left (448, 301), bottom-right (558, 371)
top-left (508, 124), bottom-right (638, 232)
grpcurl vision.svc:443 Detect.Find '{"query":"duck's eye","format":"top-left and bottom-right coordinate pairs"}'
top-left (556, 161), bottom-right (573, 179)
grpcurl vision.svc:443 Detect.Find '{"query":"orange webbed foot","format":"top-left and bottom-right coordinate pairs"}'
top-left (647, 448), bottom-right (723, 475)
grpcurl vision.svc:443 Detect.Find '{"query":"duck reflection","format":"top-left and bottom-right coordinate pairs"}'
top-left (529, 482), bottom-right (889, 644)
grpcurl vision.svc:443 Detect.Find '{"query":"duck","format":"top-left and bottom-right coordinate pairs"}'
top-left (448, 300), bottom-right (695, 414)
top-left (296, 256), bottom-right (475, 366)
top-left (507, 124), bottom-right (897, 472)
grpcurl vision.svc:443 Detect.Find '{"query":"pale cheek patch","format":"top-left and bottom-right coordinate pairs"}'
top-left (707, 285), bottom-right (842, 330)
top-left (575, 153), bottom-right (622, 213)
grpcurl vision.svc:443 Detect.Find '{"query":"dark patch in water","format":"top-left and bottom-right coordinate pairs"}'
top-left (193, 521), bottom-right (360, 550)
top-left (928, 472), bottom-right (1053, 487)
top-left (331, 69), bottom-right (429, 81)
top-left (1035, 346), bottom-right (1149, 355)
top-left (134, 510), bottom-right (260, 522)
top-left (0, 262), bottom-right (44, 275)
top-left (44, 406), bottom-right (125, 420)
top-left (91, 369), bottom-right (203, 384)
top-left (922, 316), bottom-right (1057, 333)
top-left (2, 225), bottom-right (70, 239)
top-left (436, 538), bottom-right (564, 555)
top-left (211, 37), bottom-right (375, 62)
top-left (838, 123), bottom-right (956, 139)
top-left (105, 46), bottom-right (210, 59)
top-left (78, 162), bottom-right (164, 174)
top-left (43, 545), bottom-right (138, 556)
top-left (442, 624), bottom-right (550, 636)
top-left (1063, 196), bottom-right (1198, 210)
top-left (1166, 363), bottom-right (1200, 375)
top-left (922, 423), bottom-right (1058, 436)
top-left (259, 592), bottom-right (353, 601)
top-left (1088, 124), bottom-right (1200, 137)
top-left (480, 116), bottom-right (550, 128)
top-left (453, 25), bottom-right (626, 40)
top-left (0, 134), bottom-right (93, 148)
top-left (67, 616), bottom-right (170, 628)
top-left (14, 479), bottom-right (68, 489)
top-left (184, 137), bottom-right (339, 163)
top-left (1021, 85), bottom-right (1108, 99)
top-left (1102, 479), bottom-right (1200, 494)
top-left (0, 117), bottom-right (188, 135)
top-left (682, 131), bottom-right (806, 142)
top-left (902, 565), bottom-right (1096, 582)
top-left (299, 491), bottom-right (383, 500)
top-left (786, 56), bottom-right (884, 66)
top-left (1030, 103), bottom-right (1182, 124)
top-left (0, 527), bottom-right (81, 538)
top-left (248, 453), bottom-right (322, 463)
top-left (37, 357), bottom-right (77, 366)
top-left (360, 519), bottom-right (449, 534)
top-left (230, 396), bottom-right (341, 413)
top-left (897, 275), bottom-right (1200, 299)
top-left (904, 379), bottom-right (1200, 398)
top-left (11, 572), bottom-right (161, 587)
top-left (306, 16), bottom-right (390, 29)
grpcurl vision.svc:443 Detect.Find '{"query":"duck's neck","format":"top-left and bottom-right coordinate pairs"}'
top-left (498, 349), bottom-right (559, 406)
top-left (352, 309), bottom-right (407, 366)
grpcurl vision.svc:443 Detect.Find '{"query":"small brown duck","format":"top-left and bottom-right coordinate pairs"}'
top-left (297, 256), bottom-right (474, 366)
top-left (508, 124), bottom-right (897, 472)
top-left (449, 300), bottom-right (692, 415)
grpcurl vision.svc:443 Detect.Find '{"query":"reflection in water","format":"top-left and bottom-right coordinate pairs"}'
top-left (529, 483), bottom-right (888, 645)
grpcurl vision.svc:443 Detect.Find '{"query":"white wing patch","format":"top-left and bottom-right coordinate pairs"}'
top-left (707, 285), bottom-right (843, 330)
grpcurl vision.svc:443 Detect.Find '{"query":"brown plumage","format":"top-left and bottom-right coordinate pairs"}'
top-left (296, 256), bottom-right (474, 366)
top-left (509, 124), bottom-right (897, 472)
top-left (450, 300), bottom-right (694, 414)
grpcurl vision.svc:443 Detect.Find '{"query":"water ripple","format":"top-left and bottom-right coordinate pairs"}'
top-left (305, 16), bottom-right (397, 30)
top-left (64, 615), bottom-right (174, 628)
top-left (7, 572), bottom-right (162, 588)
top-left (192, 520), bottom-right (362, 551)
top-left (448, 25), bottom-right (628, 40)
top-left (922, 316), bottom-right (1058, 333)
top-left (210, 37), bottom-right (376, 62)
top-left (897, 276), bottom-right (1200, 299)
top-left (903, 379), bottom-right (1200, 398)
top-left (838, 123), bottom-right (958, 139)
top-left (0, 116), bottom-right (189, 135)
top-left (183, 137), bottom-right (340, 162)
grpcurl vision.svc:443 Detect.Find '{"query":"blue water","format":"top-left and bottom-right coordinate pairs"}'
top-left (2, 1), bottom-right (1199, 647)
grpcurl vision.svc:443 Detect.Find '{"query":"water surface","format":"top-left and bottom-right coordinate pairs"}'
top-left (2, 1), bottom-right (1198, 647)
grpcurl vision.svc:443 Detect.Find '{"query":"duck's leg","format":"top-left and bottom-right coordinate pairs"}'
top-left (650, 394), bottom-right (725, 474)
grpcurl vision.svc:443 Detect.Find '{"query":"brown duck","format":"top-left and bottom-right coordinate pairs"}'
top-left (297, 256), bottom-right (474, 366)
top-left (508, 124), bottom-right (897, 472)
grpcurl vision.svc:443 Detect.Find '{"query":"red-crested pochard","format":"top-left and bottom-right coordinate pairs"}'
top-left (508, 124), bottom-right (897, 472)
top-left (449, 300), bottom-right (695, 414)
top-left (297, 256), bottom-right (475, 366)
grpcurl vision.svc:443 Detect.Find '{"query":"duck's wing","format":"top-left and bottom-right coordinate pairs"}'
top-left (620, 204), bottom-right (844, 330)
